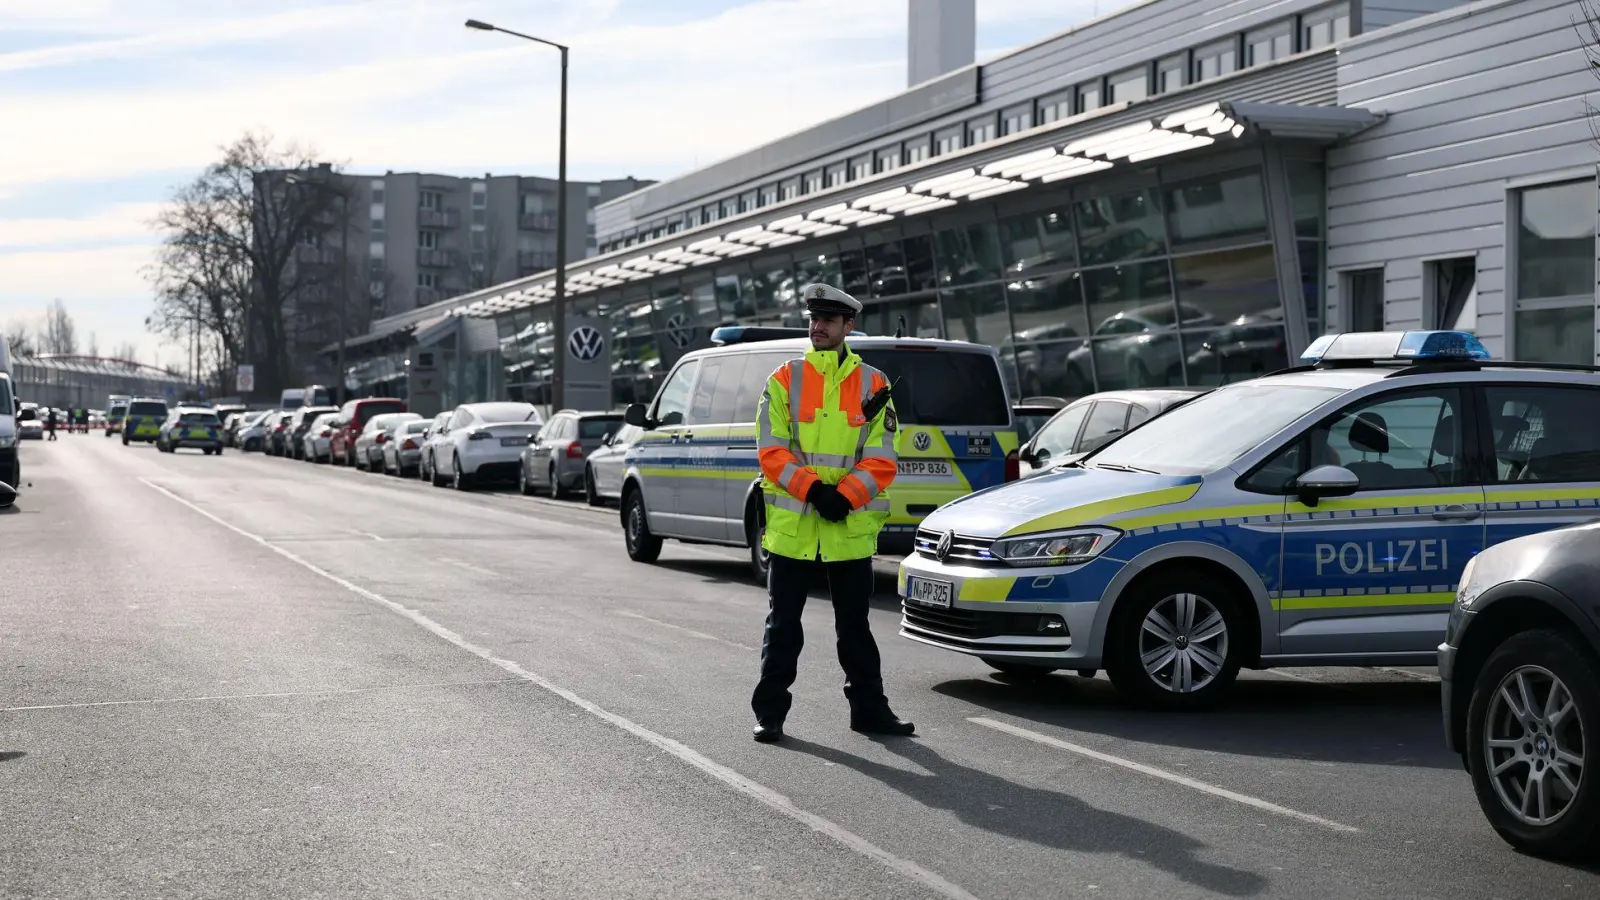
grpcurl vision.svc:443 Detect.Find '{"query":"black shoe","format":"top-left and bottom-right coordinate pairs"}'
top-left (850, 714), bottom-right (915, 737)
top-left (753, 722), bottom-right (784, 743)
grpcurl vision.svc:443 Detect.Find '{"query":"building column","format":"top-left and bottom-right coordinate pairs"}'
top-left (1261, 141), bottom-right (1311, 359)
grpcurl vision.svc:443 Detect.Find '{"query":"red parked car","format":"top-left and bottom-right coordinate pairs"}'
top-left (329, 397), bottom-right (407, 466)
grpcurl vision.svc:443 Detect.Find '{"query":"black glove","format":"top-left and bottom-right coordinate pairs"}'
top-left (806, 482), bottom-right (852, 523)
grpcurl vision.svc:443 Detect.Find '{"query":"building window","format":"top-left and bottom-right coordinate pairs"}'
top-left (418, 271), bottom-right (438, 288)
top-left (1345, 268), bottom-right (1385, 332)
top-left (905, 139), bottom-right (931, 164)
top-left (1246, 22), bottom-right (1294, 67)
top-left (1428, 257), bottom-right (1477, 331)
top-left (1108, 67), bottom-right (1148, 105)
top-left (780, 178), bottom-right (799, 200)
top-left (758, 185), bottom-right (777, 207)
top-left (369, 241), bottom-right (384, 259)
top-left (471, 183), bottom-right (487, 207)
top-left (1001, 104), bottom-right (1032, 136)
top-left (418, 230), bottom-right (438, 250)
top-left (420, 190), bottom-right (443, 211)
top-left (1194, 39), bottom-right (1237, 83)
top-left (825, 165), bottom-right (845, 188)
top-left (967, 117), bottom-right (996, 145)
top-left (935, 127), bottom-right (962, 156)
top-left (370, 217), bottom-right (385, 232)
top-left (1514, 180), bottom-right (1597, 365)
top-left (1302, 3), bottom-right (1351, 50)
top-left (1077, 80), bottom-right (1102, 113)
top-left (850, 157), bottom-right (872, 181)
top-left (370, 179), bottom-right (385, 203)
top-left (804, 172), bottom-right (823, 194)
top-left (1157, 55), bottom-right (1186, 93)
top-left (875, 147), bottom-right (901, 174)
top-left (1037, 90), bottom-right (1073, 124)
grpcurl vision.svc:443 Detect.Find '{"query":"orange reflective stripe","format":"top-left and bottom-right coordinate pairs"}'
top-left (772, 362), bottom-right (794, 390)
top-left (836, 473), bottom-right (872, 507)
top-left (853, 456), bottom-right (896, 495)
top-left (839, 368), bottom-right (865, 425)
top-left (797, 363), bottom-right (824, 423)
top-left (759, 446), bottom-right (818, 500)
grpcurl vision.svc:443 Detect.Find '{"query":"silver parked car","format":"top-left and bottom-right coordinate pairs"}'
top-left (354, 412), bottom-right (422, 471)
top-left (519, 409), bottom-right (624, 499)
top-left (582, 422), bottom-right (641, 507)
top-left (380, 418), bottom-right (431, 476)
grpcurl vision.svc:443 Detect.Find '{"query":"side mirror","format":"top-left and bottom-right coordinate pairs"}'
top-left (526, 434), bottom-right (539, 445)
top-left (601, 431), bottom-right (614, 447)
top-left (0, 481), bottom-right (14, 508)
top-left (17, 408), bottom-right (36, 422)
top-left (623, 403), bottom-right (651, 429)
top-left (1294, 465), bottom-right (1360, 507)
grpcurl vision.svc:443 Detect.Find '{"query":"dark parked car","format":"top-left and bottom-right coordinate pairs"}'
top-left (1441, 521), bottom-right (1600, 859)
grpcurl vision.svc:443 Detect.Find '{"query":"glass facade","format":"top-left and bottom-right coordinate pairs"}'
top-left (1513, 180), bottom-right (1598, 366)
top-left (478, 156), bottom-right (1313, 409)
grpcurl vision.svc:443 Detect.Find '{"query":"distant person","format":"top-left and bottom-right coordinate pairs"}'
top-left (45, 408), bottom-right (57, 441)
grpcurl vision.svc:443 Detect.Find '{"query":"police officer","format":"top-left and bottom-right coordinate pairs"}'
top-left (750, 283), bottom-right (914, 743)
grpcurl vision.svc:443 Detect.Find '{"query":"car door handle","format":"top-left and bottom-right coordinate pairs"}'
top-left (1432, 505), bottom-right (1481, 521)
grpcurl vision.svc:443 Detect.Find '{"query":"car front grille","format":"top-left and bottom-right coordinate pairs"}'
top-left (914, 528), bottom-right (1003, 565)
top-left (900, 600), bottom-right (1070, 651)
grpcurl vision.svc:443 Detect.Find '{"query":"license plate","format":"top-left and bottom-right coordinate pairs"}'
top-left (500, 437), bottom-right (526, 447)
top-left (907, 576), bottom-right (952, 608)
top-left (898, 460), bottom-right (951, 476)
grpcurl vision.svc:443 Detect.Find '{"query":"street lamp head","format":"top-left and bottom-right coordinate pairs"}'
top-left (464, 18), bottom-right (495, 30)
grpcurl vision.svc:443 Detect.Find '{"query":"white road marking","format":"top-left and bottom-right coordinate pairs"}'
top-left (436, 557), bottom-right (500, 577)
top-left (349, 529), bottom-right (386, 541)
top-left (3, 678), bottom-right (526, 712)
top-left (614, 610), bottom-right (756, 651)
top-left (968, 716), bottom-right (1361, 834)
top-left (139, 477), bottom-right (980, 900)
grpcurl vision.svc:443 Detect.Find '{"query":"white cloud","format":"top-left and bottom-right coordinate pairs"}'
top-left (0, 202), bottom-right (164, 248)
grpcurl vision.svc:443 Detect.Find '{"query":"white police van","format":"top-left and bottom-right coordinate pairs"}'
top-left (899, 330), bottom-right (1600, 708)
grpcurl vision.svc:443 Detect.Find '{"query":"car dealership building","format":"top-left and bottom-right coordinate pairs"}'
top-left (331, 0), bottom-right (1600, 410)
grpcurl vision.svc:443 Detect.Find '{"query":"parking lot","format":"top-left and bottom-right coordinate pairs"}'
top-left (4, 435), bottom-right (1598, 899)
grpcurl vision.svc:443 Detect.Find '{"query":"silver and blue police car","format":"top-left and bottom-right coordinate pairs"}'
top-left (899, 330), bottom-right (1600, 709)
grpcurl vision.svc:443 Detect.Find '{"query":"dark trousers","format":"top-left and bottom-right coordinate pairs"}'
top-left (751, 552), bottom-right (890, 724)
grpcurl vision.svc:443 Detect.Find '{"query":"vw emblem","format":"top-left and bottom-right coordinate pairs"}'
top-left (567, 326), bottom-right (604, 362)
top-left (666, 312), bottom-right (695, 349)
top-left (935, 530), bottom-right (954, 561)
top-left (913, 431), bottom-right (932, 452)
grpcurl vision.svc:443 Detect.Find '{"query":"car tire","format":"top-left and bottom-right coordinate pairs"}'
top-left (744, 497), bottom-right (770, 585)
top-left (518, 463), bottom-right (535, 496)
top-left (1104, 569), bottom-right (1244, 710)
top-left (430, 455), bottom-right (449, 488)
top-left (585, 467), bottom-right (603, 507)
top-left (623, 488), bottom-right (662, 563)
top-left (550, 463), bottom-right (570, 500)
top-left (452, 454), bottom-right (471, 491)
top-left (1466, 628), bottom-right (1600, 860)
top-left (982, 658), bottom-right (1059, 679)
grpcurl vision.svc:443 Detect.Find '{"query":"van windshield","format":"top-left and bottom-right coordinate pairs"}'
top-left (1085, 382), bottom-right (1345, 475)
top-left (0, 375), bottom-right (12, 414)
top-left (854, 349), bottom-right (1010, 427)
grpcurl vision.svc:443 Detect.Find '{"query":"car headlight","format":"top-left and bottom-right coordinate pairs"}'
top-left (991, 526), bottom-right (1121, 567)
top-left (0, 434), bottom-right (15, 449)
top-left (1454, 555), bottom-right (1484, 610)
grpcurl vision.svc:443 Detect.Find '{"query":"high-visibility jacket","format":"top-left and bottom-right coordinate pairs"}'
top-left (756, 344), bottom-right (900, 562)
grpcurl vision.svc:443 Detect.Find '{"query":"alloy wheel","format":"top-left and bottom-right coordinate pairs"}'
top-left (1485, 665), bottom-right (1587, 827)
top-left (1138, 592), bottom-right (1229, 694)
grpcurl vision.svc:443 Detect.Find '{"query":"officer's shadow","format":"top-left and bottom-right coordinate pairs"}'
top-left (779, 736), bottom-right (1268, 897)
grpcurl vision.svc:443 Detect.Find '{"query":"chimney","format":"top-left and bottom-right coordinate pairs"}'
top-left (908, 0), bottom-right (975, 88)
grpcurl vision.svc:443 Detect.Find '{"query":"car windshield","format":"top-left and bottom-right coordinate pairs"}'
top-left (0, 375), bottom-right (11, 413)
top-left (1085, 383), bottom-right (1345, 475)
top-left (179, 412), bottom-right (220, 425)
top-left (579, 416), bottom-right (624, 439)
top-left (129, 401), bottom-right (167, 417)
top-left (404, 421), bottom-right (430, 434)
top-left (472, 402), bottom-right (539, 424)
top-left (358, 401), bottom-right (406, 424)
top-left (854, 349), bottom-right (1010, 427)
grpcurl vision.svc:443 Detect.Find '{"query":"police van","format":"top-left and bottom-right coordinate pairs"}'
top-left (898, 330), bottom-right (1600, 709)
top-left (618, 327), bottom-right (1019, 582)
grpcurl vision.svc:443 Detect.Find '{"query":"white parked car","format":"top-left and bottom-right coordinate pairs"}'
top-left (303, 412), bottom-right (340, 463)
top-left (354, 412), bottom-right (422, 471)
top-left (427, 402), bottom-right (543, 491)
top-left (418, 411), bottom-right (453, 484)
top-left (380, 418), bottom-right (432, 476)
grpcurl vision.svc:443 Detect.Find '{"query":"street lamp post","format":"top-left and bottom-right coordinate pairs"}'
top-left (465, 18), bottom-right (569, 411)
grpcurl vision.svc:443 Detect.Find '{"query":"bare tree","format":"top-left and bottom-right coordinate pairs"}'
top-left (39, 299), bottom-right (78, 355)
top-left (146, 131), bottom-right (353, 396)
top-left (3, 319), bottom-right (35, 358)
top-left (458, 219), bottom-right (512, 294)
top-left (87, 332), bottom-right (99, 359)
top-left (112, 341), bottom-right (141, 367)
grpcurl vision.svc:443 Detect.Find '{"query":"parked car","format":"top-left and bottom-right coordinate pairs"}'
top-left (285, 405), bottom-right (338, 460)
top-left (520, 409), bottom-right (623, 499)
top-left (266, 411), bottom-right (294, 456)
top-left (353, 412), bottom-right (422, 471)
top-left (583, 423), bottom-right (641, 507)
top-left (418, 411), bottom-right (453, 484)
top-left (1017, 388), bottom-right (1207, 477)
top-left (302, 412), bottom-right (341, 463)
top-left (1441, 521), bottom-right (1600, 860)
top-left (380, 419), bottom-right (432, 477)
top-left (1013, 396), bottom-right (1067, 445)
top-left (330, 397), bottom-right (408, 466)
top-left (234, 411), bottom-right (273, 452)
top-left (428, 402), bottom-right (544, 490)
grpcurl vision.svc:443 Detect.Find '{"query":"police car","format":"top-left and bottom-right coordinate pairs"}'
top-left (899, 330), bottom-right (1600, 709)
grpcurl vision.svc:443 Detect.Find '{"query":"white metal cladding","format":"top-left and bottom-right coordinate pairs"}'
top-left (451, 97), bottom-right (1377, 320)
top-left (1324, 0), bottom-right (1592, 355)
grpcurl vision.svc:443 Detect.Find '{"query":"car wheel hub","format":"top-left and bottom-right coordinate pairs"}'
top-left (627, 505), bottom-right (643, 546)
top-left (1485, 664), bottom-right (1586, 827)
top-left (1138, 592), bottom-right (1228, 694)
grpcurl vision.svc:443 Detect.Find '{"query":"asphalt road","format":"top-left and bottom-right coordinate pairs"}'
top-left (4, 435), bottom-right (1598, 899)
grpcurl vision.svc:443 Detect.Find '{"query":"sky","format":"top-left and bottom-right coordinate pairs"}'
top-left (0, 0), bottom-right (1107, 369)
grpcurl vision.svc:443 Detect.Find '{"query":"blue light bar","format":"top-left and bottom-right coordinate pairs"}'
top-left (1299, 330), bottom-right (1491, 364)
top-left (710, 326), bottom-right (868, 346)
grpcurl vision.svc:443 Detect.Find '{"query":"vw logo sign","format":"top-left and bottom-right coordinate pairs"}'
top-left (913, 431), bottom-right (932, 452)
top-left (666, 312), bottom-right (695, 349)
top-left (935, 530), bottom-right (954, 562)
top-left (567, 326), bottom-right (604, 362)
